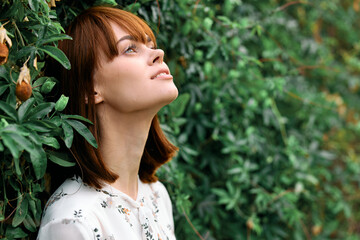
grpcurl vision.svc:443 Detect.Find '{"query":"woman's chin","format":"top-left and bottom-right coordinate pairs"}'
top-left (150, 89), bottom-right (179, 113)
top-left (167, 87), bottom-right (179, 104)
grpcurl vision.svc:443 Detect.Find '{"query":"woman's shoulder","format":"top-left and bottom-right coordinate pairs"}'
top-left (40, 176), bottom-right (105, 225)
top-left (143, 179), bottom-right (171, 201)
top-left (38, 176), bottom-right (107, 239)
top-left (143, 179), bottom-right (174, 217)
top-left (147, 178), bottom-right (170, 192)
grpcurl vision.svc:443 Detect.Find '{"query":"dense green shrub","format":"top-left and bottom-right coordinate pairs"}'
top-left (0, 0), bottom-right (360, 239)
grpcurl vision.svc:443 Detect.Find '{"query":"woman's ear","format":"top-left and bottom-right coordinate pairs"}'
top-left (84, 91), bottom-right (104, 104)
top-left (94, 91), bottom-right (104, 104)
top-left (92, 78), bottom-right (104, 104)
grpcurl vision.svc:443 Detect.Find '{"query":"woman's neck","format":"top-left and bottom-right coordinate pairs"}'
top-left (97, 110), bottom-right (154, 200)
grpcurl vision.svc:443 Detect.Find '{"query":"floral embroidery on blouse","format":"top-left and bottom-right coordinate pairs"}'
top-left (142, 221), bottom-right (156, 240)
top-left (37, 176), bottom-right (175, 240)
top-left (95, 188), bottom-right (117, 197)
top-left (140, 197), bottom-right (145, 206)
top-left (94, 228), bottom-right (115, 240)
top-left (150, 191), bottom-right (160, 222)
top-left (101, 201), bottom-right (108, 208)
top-left (116, 204), bottom-right (132, 227)
top-left (94, 228), bottom-right (101, 240)
top-left (74, 209), bottom-right (83, 218)
top-left (43, 190), bottom-right (67, 212)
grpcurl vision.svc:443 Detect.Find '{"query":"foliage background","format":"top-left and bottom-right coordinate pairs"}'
top-left (1, 0), bottom-right (360, 239)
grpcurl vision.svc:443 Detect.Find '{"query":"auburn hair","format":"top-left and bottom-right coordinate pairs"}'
top-left (52, 6), bottom-right (177, 188)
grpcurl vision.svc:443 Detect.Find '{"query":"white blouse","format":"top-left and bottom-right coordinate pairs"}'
top-left (37, 176), bottom-right (176, 240)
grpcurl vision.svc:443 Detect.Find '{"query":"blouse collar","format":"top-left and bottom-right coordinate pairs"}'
top-left (100, 175), bottom-right (144, 208)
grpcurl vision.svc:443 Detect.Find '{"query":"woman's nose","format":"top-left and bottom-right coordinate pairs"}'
top-left (149, 48), bottom-right (164, 65)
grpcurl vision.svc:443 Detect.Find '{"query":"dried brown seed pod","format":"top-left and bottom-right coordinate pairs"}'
top-left (0, 43), bottom-right (8, 65)
top-left (15, 61), bottom-right (32, 101)
top-left (0, 25), bottom-right (12, 48)
top-left (0, 24), bottom-right (11, 65)
top-left (33, 56), bottom-right (38, 70)
top-left (246, 219), bottom-right (254, 230)
top-left (16, 81), bottom-right (32, 101)
top-left (312, 225), bottom-right (322, 236)
top-left (47, 0), bottom-right (56, 7)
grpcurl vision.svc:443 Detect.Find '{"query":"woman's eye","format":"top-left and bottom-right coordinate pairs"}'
top-left (125, 45), bottom-right (137, 53)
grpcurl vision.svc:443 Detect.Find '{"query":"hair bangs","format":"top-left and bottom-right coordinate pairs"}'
top-left (111, 13), bottom-right (156, 46)
top-left (87, 8), bottom-right (157, 67)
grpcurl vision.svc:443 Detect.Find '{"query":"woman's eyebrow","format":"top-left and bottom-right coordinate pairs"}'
top-left (116, 35), bottom-right (135, 44)
top-left (116, 35), bottom-right (152, 44)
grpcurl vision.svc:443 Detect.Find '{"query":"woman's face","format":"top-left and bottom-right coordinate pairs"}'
top-left (92, 22), bottom-right (178, 115)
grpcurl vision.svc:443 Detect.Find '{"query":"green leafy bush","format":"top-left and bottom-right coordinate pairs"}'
top-left (0, 1), bottom-right (97, 239)
top-left (1, 0), bottom-right (360, 239)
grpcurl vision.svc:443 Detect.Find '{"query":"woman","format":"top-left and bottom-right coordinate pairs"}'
top-left (37, 6), bottom-right (178, 240)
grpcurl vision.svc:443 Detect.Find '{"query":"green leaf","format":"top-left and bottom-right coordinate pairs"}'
top-left (37, 34), bottom-right (72, 45)
top-left (14, 157), bottom-right (22, 176)
top-left (6, 85), bottom-right (16, 108)
top-left (27, 131), bottom-right (42, 146)
top-left (0, 66), bottom-right (10, 82)
top-left (50, 116), bottom-right (63, 127)
top-left (0, 83), bottom-right (9, 96)
top-left (0, 124), bottom-right (29, 136)
top-left (40, 78), bottom-right (56, 94)
top-left (206, 44), bottom-right (219, 59)
top-left (14, 46), bottom-right (37, 61)
top-left (169, 93), bottom-right (191, 117)
top-left (65, 119), bottom-right (97, 148)
top-left (41, 136), bottom-right (60, 149)
top-left (47, 151), bottom-right (75, 167)
top-left (28, 102), bottom-right (55, 120)
top-left (61, 121), bottom-right (73, 148)
top-left (94, 0), bottom-right (117, 6)
top-left (124, 2), bottom-right (141, 12)
top-left (0, 100), bottom-right (18, 121)
top-left (61, 114), bottom-right (93, 124)
top-left (32, 90), bottom-right (44, 102)
top-left (1, 132), bottom-right (21, 158)
top-left (38, 45), bottom-right (71, 70)
top-left (5, 131), bottom-right (34, 153)
top-left (5, 226), bottom-right (27, 238)
top-left (12, 195), bottom-right (29, 227)
top-left (24, 122), bottom-right (52, 132)
top-left (203, 17), bottom-right (213, 30)
top-left (0, 118), bottom-right (9, 130)
top-left (30, 147), bottom-right (47, 179)
top-left (34, 198), bottom-right (42, 222)
top-left (55, 94), bottom-right (69, 112)
top-left (18, 98), bottom-right (35, 123)
top-left (28, 0), bottom-right (39, 11)
top-left (28, 199), bottom-right (37, 223)
top-left (24, 120), bottom-right (58, 133)
top-left (23, 214), bottom-right (37, 232)
top-left (33, 77), bottom-right (49, 88)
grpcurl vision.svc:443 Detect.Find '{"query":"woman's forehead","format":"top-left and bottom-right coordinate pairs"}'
top-left (109, 21), bottom-right (155, 44)
top-left (109, 22), bottom-right (127, 37)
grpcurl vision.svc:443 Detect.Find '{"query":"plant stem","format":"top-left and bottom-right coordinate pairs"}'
top-left (12, 21), bottom-right (25, 47)
top-left (271, 98), bottom-right (288, 146)
top-left (181, 205), bottom-right (205, 240)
